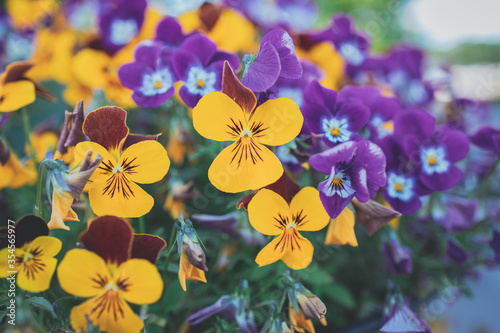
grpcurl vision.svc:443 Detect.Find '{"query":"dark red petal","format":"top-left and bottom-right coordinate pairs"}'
top-left (83, 106), bottom-right (130, 152)
top-left (198, 2), bottom-right (222, 31)
top-left (130, 234), bottom-right (166, 264)
top-left (264, 171), bottom-right (301, 204)
top-left (14, 215), bottom-right (49, 248)
top-left (222, 61), bottom-right (257, 115)
top-left (0, 61), bottom-right (33, 84)
top-left (79, 215), bottom-right (133, 265)
top-left (122, 133), bottom-right (161, 150)
top-left (236, 193), bottom-right (255, 210)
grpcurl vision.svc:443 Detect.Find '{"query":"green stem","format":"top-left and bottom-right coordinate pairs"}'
top-left (138, 216), bottom-right (146, 234)
top-left (21, 107), bottom-right (37, 166)
top-left (36, 160), bottom-right (47, 217)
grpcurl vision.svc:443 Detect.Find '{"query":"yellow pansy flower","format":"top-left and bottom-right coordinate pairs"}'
top-left (57, 216), bottom-right (166, 333)
top-left (0, 215), bottom-right (61, 292)
top-left (0, 139), bottom-right (36, 189)
top-left (297, 42), bottom-right (344, 91)
top-left (193, 62), bottom-right (303, 193)
top-left (248, 187), bottom-right (329, 270)
top-left (74, 106), bottom-right (170, 218)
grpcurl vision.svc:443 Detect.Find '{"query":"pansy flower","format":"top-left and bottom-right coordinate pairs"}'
top-left (302, 80), bottom-right (370, 147)
top-left (309, 140), bottom-right (387, 219)
top-left (241, 29), bottom-right (302, 92)
top-left (98, 0), bottom-right (147, 54)
top-left (378, 135), bottom-right (426, 215)
top-left (118, 40), bottom-right (177, 108)
top-left (57, 215), bottom-right (166, 333)
top-left (74, 106), bottom-right (170, 217)
top-left (337, 85), bottom-right (401, 141)
top-left (394, 108), bottom-right (469, 192)
top-left (470, 126), bottom-right (500, 157)
top-left (172, 34), bottom-right (239, 108)
top-left (153, 16), bottom-right (188, 52)
top-left (192, 62), bottom-right (303, 193)
top-left (0, 215), bottom-right (61, 292)
top-left (313, 14), bottom-right (370, 66)
top-left (248, 187), bottom-right (329, 270)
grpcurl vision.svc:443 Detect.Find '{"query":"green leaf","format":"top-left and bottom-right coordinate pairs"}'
top-left (323, 284), bottom-right (355, 309)
top-left (26, 296), bottom-right (57, 319)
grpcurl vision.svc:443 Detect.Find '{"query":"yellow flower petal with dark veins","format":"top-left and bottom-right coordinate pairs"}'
top-left (208, 140), bottom-right (283, 193)
top-left (280, 233), bottom-right (314, 270)
top-left (119, 140), bottom-right (170, 184)
top-left (57, 249), bottom-right (111, 298)
top-left (69, 290), bottom-right (144, 333)
top-left (248, 188), bottom-right (290, 236)
top-left (290, 187), bottom-right (330, 232)
top-left (249, 98), bottom-right (303, 146)
top-left (255, 234), bottom-right (288, 267)
top-left (0, 81), bottom-right (36, 112)
top-left (113, 259), bottom-right (163, 304)
top-left (89, 175), bottom-right (154, 218)
top-left (17, 236), bottom-right (61, 292)
top-left (193, 92), bottom-right (247, 142)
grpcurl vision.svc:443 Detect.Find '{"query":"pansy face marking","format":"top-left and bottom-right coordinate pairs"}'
top-left (139, 69), bottom-right (174, 97)
top-left (185, 67), bottom-right (217, 96)
top-left (339, 42), bottom-right (364, 65)
top-left (386, 172), bottom-right (414, 202)
top-left (320, 166), bottom-right (355, 198)
top-left (322, 118), bottom-right (351, 144)
top-left (224, 116), bottom-right (269, 167)
top-left (420, 146), bottom-right (449, 175)
top-left (109, 19), bottom-right (138, 46)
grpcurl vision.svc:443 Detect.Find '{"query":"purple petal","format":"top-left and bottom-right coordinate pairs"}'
top-left (211, 51), bottom-right (240, 72)
top-left (172, 49), bottom-right (203, 81)
top-left (336, 101), bottom-right (371, 132)
top-left (179, 34), bottom-right (217, 67)
top-left (131, 87), bottom-right (175, 109)
top-left (301, 103), bottom-right (332, 134)
top-left (178, 85), bottom-right (202, 108)
top-left (380, 303), bottom-right (431, 333)
top-left (319, 189), bottom-right (355, 219)
top-left (437, 197), bottom-right (478, 232)
top-left (447, 240), bottom-right (468, 266)
top-left (418, 164), bottom-right (463, 192)
top-left (134, 41), bottom-right (163, 69)
top-left (382, 190), bottom-right (422, 216)
top-left (154, 17), bottom-right (184, 47)
top-left (261, 29), bottom-right (302, 79)
top-left (303, 80), bottom-right (337, 113)
top-left (186, 296), bottom-right (236, 325)
top-left (309, 141), bottom-right (356, 174)
top-left (118, 62), bottom-right (153, 90)
top-left (434, 125), bottom-right (469, 162)
top-left (242, 42), bottom-right (281, 92)
top-left (394, 108), bottom-right (435, 141)
top-left (470, 126), bottom-right (500, 156)
top-left (352, 140), bottom-right (387, 196)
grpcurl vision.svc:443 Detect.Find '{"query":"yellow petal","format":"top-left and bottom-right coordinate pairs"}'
top-left (290, 187), bottom-right (330, 232)
top-left (74, 141), bottom-right (117, 184)
top-left (29, 132), bottom-right (58, 162)
top-left (119, 140), bottom-right (170, 184)
top-left (28, 235), bottom-right (62, 258)
top-left (248, 188), bottom-right (289, 235)
top-left (70, 291), bottom-right (144, 333)
top-left (113, 259), bottom-right (163, 305)
top-left (281, 230), bottom-right (314, 270)
top-left (208, 140), bottom-right (283, 193)
top-left (324, 208), bottom-right (358, 247)
top-left (289, 304), bottom-right (316, 333)
top-left (207, 9), bottom-right (258, 54)
top-left (0, 163), bottom-right (14, 189)
top-left (88, 175), bottom-right (154, 218)
top-left (57, 249), bottom-right (110, 298)
top-left (5, 153), bottom-right (36, 188)
top-left (72, 49), bottom-right (111, 89)
top-left (0, 247), bottom-right (21, 278)
top-left (179, 249), bottom-right (207, 291)
top-left (255, 233), bottom-right (287, 267)
top-left (192, 92), bottom-right (246, 142)
top-left (250, 98), bottom-right (303, 146)
top-left (48, 186), bottom-right (77, 230)
top-left (17, 257), bottom-right (57, 292)
top-left (0, 81), bottom-right (36, 112)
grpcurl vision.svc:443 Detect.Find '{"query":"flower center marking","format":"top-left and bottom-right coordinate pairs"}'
top-left (154, 81), bottom-right (162, 89)
top-left (197, 79), bottom-right (205, 88)
top-left (394, 183), bottom-right (403, 192)
top-left (240, 128), bottom-right (253, 138)
top-left (112, 164), bottom-right (123, 174)
top-left (427, 156), bottom-right (437, 165)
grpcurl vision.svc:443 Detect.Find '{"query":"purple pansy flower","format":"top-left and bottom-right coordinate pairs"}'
top-left (242, 29), bottom-right (302, 92)
top-left (309, 140), bottom-right (387, 219)
top-left (489, 230), bottom-right (500, 263)
top-left (98, 0), bottom-right (147, 54)
top-left (172, 34), bottom-right (239, 108)
top-left (434, 197), bottom-right (478, 232)
top-left (274, 59), bottom-right (322, 108)
top-left (302, 80), bottom-right (371, 147)
top-left (470, 126), bottom-right (500, 156)
top-left (118, 40), bottom-right (176, 108)
top-left (394, 109), bottom-right (470, 192)
top-left (382, 235), bottom-right (413, 276)
top-left (378, 135), bottom-right (426, 215)
top-left (337, 85), bottom-right (401, 141)
top-left (380, 300), bottom-right (431, 333)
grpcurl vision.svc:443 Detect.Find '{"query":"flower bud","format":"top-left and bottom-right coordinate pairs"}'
top-left (182, 235), bottom-right (208, 271)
